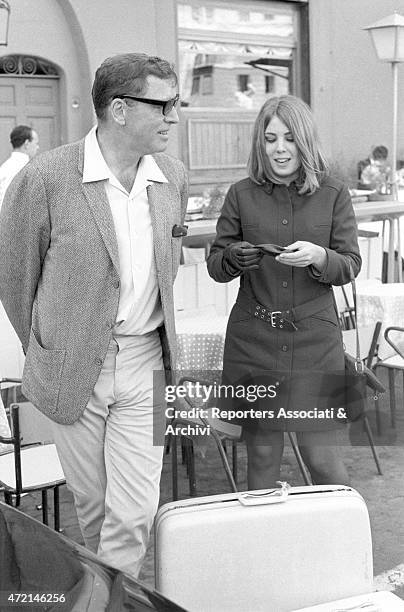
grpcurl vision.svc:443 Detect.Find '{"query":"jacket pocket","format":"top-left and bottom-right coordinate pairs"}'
top-left (22, 328), bottom-right (66, 413)
top-left (310, 307), bottom-right (338, 328)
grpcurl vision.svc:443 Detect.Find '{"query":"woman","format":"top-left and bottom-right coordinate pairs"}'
top-left (207, 95), bottom-right (361, 488)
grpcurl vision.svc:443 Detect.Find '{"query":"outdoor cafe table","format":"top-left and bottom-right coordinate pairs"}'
top-left (0, 303), bottom-right (24, 380)
top-left (185, 201), bottom-right (404, 283)
top-left (352, 200), bottom-right (404, 283)
top-left (175, 312), bottom-right (228, 371)
top-left (356, 282), bottom-right (404, 360)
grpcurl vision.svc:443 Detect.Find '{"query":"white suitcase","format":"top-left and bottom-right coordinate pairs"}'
top-left (294, 590), bottom-right (404, 611)
top-left (155, 484), bottom-right (373, 612)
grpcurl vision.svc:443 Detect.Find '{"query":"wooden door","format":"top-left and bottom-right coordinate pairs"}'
top-left (0, 76), bottom-right (60, 163)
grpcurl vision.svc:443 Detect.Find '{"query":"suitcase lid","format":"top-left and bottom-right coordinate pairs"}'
top-left (293, 590), bottom-right (404, 611)
top-left (157, 483), bottom-right (363, 521)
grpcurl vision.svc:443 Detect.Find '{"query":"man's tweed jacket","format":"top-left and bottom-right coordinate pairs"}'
top-left (0, 139), bottom-right (188, 424)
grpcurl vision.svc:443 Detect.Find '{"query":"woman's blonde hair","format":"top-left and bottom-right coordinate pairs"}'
top-left (247, 95), bottom-right (329, 195)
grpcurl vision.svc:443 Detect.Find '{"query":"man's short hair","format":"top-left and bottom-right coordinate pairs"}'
top-left (92, 53), bottom-right (178, 121)
top-left (372, 145), bottom-right (388, 161)
top-left (10, 125), bottom-right (33, 149)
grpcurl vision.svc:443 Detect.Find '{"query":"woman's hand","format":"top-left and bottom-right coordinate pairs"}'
top-left (224, 241), bottom-right (263, 271)
top-left (276, 241), bottom-right (327, 271)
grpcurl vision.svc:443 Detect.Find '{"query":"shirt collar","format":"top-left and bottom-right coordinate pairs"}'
top-left (11, 151), bottom-right (29, 163)
top-left (82, 125), bottom-right (168, 185)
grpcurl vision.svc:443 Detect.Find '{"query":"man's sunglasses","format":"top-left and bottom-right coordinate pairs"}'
top-left (114, 93), bottom-right (180, 116)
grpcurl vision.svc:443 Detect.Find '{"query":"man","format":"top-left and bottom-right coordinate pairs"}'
top-left (357, 144), bottom-right (389, 191)
top-left (0, 125), bottom-right (39, 207)
top-left (0, 53), bottom-right (188, 577)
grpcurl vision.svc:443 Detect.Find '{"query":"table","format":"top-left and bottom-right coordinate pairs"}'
top-left (0, 395), bottom-right (11, 452)
top-left (0, 303), bottom-right (24, 379)
top-left (183, 218), bottom-right (218, 256)
top-left (353, 200), bottom-right (404, 283)
top-left (185, 204), bottom-right (404, 282)
top-left (356, 282), bottom-right (404, 359)
top-left (175, 313), bottom-right (227, 371)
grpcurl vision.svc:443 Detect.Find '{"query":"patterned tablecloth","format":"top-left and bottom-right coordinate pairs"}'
top-left (175, 314), bottom-right (228, 372)
top-left (356, 282), bottom-right (404, 360)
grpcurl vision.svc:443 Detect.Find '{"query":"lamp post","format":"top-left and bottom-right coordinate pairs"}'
top-left (0, 0), bottom-right (10, 46)
top-left (364, 12), bottom-right (404, 201)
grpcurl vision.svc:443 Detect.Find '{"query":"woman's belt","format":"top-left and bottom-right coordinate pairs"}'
top-left (236, 289), bottom-right (333, 332)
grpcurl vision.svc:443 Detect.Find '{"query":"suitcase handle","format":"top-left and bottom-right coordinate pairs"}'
top-left (238, 481), bottom-right (290, 506)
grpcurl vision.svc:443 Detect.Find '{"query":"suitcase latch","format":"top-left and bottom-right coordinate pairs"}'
top-left (238, 481), bottom-right (290, 506)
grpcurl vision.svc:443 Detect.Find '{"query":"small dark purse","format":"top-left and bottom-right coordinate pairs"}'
top-left (344, 352), bottom-right (368, 422)
top-left (343, 273), bottom-right (386, 422)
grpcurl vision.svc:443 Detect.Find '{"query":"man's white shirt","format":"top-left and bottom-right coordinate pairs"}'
top-left (83, 126), bottom-right (166, 335)
top-left (0, 151), bottom-right (29, 209)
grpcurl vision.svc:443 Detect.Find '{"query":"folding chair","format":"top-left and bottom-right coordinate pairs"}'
top-left (342, 322), bottom-right (383, 475)
top-left (373, 326), bottom-right (404, 432)
top-left (0, 402), bottom-right (65, 530)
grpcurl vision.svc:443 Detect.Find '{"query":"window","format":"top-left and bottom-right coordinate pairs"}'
top-left (191, 76), bottom-right (200, 94)
top-left (176, 1), bottom-right (309, 185)
top-left (177, 1), bottom-right (307, 110)
top-left (265, 75), bottom-right (275, 93)
top-left (238, 74), bottom-right (250, 92)
top-left (202, 74), bottom-right (213, 94)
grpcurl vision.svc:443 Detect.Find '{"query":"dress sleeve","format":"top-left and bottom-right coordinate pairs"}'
top-left (308, 183), bottom-right (361, 286)
top-left (206, 184), bottom-right (243, 283)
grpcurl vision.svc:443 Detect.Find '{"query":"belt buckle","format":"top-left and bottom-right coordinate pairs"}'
top-left (270, 311), bottom-right (281, 328)
top-left (274, 311), bottom-right (298, 331)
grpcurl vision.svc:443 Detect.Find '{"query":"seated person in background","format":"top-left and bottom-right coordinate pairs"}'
top-left (357, 145), bottom-right (390, 191)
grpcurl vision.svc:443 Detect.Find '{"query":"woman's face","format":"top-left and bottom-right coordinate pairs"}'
top-left (264, 115), bottom-right (301, 180)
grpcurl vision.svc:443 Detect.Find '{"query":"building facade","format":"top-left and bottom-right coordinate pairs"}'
top-left (1, 0), bottom-right (403, 193)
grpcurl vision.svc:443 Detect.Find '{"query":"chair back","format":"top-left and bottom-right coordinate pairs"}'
top-left (333, 285), bottom-right (354, 329)
top-left (14, 401), bottom-right (54, 446)
top-left (0, 404), bottom-right (23, 494)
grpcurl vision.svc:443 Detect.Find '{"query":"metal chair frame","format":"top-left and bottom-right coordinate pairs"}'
top-left (373, 326), bottom-right (404, 433)
top-left (0, 402), bottom-right (65, 530)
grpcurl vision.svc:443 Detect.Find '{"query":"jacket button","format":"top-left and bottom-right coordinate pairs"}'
top-left (95, 357), bottom-right (103, 366)
top-left (281, 345), bottom-right (288, 352)
top-left (113, 280), bottom-right (120, 289)
top-left (282, 219), bottom-right (288, 225)
top-left (282, 281), bottom-right (288, 288)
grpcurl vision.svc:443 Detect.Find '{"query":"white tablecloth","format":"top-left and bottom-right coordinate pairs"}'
top-left (0, 302), bottom-right (24, 378)
top-left (356, 282), bottom-right (404, 359)
top-left (0, 395), bottom-right (11, 452)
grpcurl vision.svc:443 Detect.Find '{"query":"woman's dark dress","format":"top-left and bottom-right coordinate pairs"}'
top-left (207, 176), bottom-right (361, 434)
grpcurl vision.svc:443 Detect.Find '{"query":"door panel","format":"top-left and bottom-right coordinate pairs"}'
top-left (0, 77), bottom-right (60, 163)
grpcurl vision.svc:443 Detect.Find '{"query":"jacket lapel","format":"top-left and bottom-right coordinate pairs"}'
top-left (147, 182), bottom-right (169, 285)
top-left (78, 140), bottom-right (120, 273)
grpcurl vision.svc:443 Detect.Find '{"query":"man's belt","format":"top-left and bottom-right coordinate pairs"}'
top-left (236, 290), bottom-right (334, 332)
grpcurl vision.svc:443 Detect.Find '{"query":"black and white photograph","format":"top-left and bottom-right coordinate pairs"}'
top-left (1, 1), bottom-right (404, 610)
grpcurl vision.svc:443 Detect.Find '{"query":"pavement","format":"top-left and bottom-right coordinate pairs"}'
top-left (15, 369), bottom-right (404, 603)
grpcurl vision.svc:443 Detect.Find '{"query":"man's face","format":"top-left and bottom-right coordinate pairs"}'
top-left (26, 131), bottom-right (39, 159)
top-left (122, 75), bottom-right (179, 156)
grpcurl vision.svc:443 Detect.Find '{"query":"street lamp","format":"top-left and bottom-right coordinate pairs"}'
top-left (364, 12), bottom-right (404, 200)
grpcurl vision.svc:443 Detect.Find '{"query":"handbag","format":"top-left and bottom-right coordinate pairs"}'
top-left (342, 271), bottom-right (386, 422)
